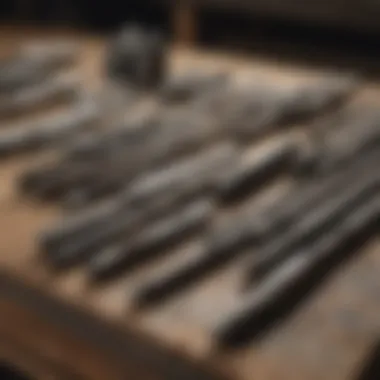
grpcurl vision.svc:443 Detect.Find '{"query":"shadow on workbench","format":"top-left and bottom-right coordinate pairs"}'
top-left (356, 340), bottom-right (380, 380)
top-left (0, 363), bottom-right (32, 380)
top-left (2, 0), bottom-right (380, 79)
top-left (199, 8), bottom-right (380, 78)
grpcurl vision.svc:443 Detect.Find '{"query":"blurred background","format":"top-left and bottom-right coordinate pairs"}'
top-left (1, 0), bottom-right (380, 73)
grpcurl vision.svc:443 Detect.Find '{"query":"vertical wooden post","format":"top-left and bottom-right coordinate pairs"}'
top-left (173, 1), bottom-right (197, 46)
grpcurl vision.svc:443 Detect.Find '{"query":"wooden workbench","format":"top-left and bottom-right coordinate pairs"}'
top-left (0, 25), bottom-right (379, 380)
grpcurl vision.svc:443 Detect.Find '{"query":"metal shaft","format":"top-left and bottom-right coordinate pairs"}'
top-left (89, 198), bottom-right (214, 281)
top-left (0, 99), bottom-right (97, 157)
top-left (0, 74), bottom-right (81, 120)
top-left (0, 41), bottom-right (79, 92)
top-left (248, 162), bottom-right (380, 282)
top-left (132, 150), bottom-right (380, 308)
top-left (216, 137), bottom-right (297, 202)
top-left (213, 194), bottom-right (380, 347)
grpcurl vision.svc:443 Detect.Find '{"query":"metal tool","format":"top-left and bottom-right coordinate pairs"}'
top-left (216, 137), bottom-right (297, 202)
top-left (105, 24), bottom-right (166, 89)
top-left (311, 106), bottom-right (380, 174)
top-left (213, 194), bottom-right (380, 347)
top-left (133, 150), bottom-right (380, 308)
top-left (160, 72), bottom-right (229, 103)
top-left (0, 41), bottom-right (79, 92)
top-left (39, 144), bottom-right (235, 265)
top-left (90, 198), bottom-right (214, 281)
top-left (0, 74), bottom-right (81, 119)
top-left (248, 162), bottom-right (380, 282)
top-left (220, 76), bottom-right (358, 142)
top-left (0, 97), bottom-right (97, 157)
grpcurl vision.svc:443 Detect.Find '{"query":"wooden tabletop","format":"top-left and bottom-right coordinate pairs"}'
top-left (0, 25), bottom-right (379, 380)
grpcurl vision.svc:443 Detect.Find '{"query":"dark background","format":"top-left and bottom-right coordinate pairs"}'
top-left (0, 1), bottom-right (169, 31)
top-left (1, 0), bottom-right (379, 60)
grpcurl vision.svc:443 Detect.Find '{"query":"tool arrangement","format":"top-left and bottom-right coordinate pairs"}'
top-left (1, 24), bottom-right (380, 380)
